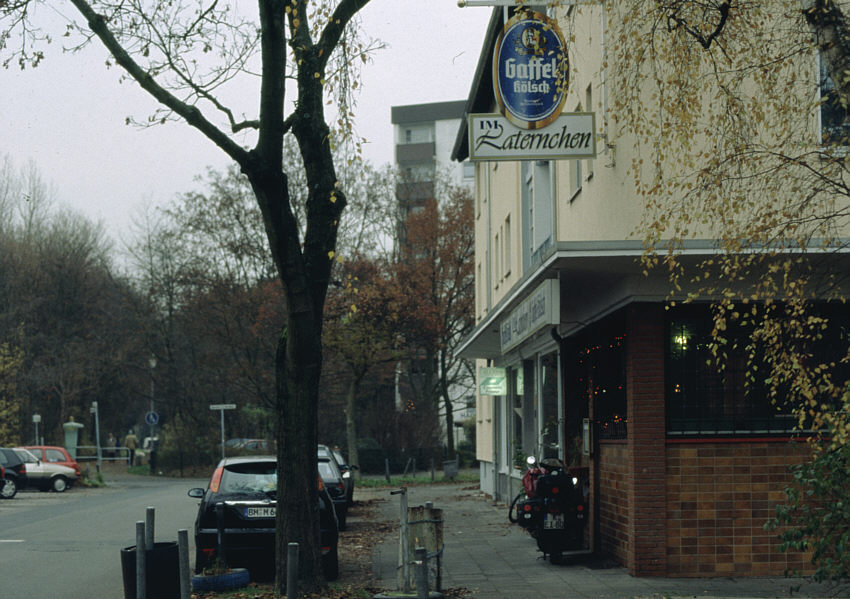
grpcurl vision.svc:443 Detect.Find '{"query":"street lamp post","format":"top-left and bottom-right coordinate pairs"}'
top-left (32, 413), bottom-right (41, 445)
top-left (90, 401), bottom-right (102, 473)
top-left (148, 356), bottom-right (157, 441)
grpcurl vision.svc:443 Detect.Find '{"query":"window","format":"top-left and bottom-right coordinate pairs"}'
top-left (401, 124), bottom-right (433, 145)
top-left (573, 318), bottom-right (627, 440)
top-left (585, 85), bottom-right (594, 179)
top-left (462, 161), bottom-right (475, 180)
top-left (666, 306), bottom-right (794, 436)
top-left (570, 104), bottom-right (583, 199)
top-left (494, 231), bottom-right (501, 284)
top-left (820, 54), bottom-right (850, 145)
top-left (46, 449), bottom-right (65, 462)
top-left (540, 352), bottom-right (560, 459)
top-left (521, 161), bottom-right (554, 270)
top-left (503, 215), bottom-right (511, 277)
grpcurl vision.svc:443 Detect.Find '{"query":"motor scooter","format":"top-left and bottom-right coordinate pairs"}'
top-left (509, 455), bottom-right (587, 563)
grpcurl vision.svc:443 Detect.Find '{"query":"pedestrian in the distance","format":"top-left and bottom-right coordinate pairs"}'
top-left (124, 429), bottom-right (138, 466)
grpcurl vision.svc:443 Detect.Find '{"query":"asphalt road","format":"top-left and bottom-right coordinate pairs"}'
top-left (0, 473), bottom-right (206, 599)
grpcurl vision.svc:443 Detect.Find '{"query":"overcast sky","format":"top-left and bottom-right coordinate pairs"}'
top-left (2, 1), bottom-right (491, 243)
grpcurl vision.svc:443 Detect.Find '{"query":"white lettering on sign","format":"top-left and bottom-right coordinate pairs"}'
top-left (499, 280), bottom-right (560, 353)
top-left (504, 57), bottom-right (558, 81)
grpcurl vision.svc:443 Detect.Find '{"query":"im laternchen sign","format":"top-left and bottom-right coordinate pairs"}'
top-left (469, 10), bottom-right (596, 161)
top-left (468, 112), bottom-right (596, 161)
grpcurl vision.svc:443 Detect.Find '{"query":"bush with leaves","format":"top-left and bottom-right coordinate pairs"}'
top-left (768, 391), bottom-right (850, 583)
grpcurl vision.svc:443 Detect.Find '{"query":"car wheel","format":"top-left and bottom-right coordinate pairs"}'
top-left (51, 476), bottom-right (68, 493)
top-left (322, 542), bottom-right (339, 581)
top-left (1, 478), bottom-right (17, 499)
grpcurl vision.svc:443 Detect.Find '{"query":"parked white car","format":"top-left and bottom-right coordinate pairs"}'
top-left (13, 448), bottom-right (77, 492)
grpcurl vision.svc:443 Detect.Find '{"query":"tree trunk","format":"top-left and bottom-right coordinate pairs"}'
top-left (274, 311), bottom-right (323, 594)
top-left (443, 393), bottom-right (456, 460)
top-left (344, 375), bottom-right (361, 479)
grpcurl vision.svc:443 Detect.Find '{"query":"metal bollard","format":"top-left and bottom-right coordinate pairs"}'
top-left (145, 506), bottom-right (155, 549)
top-left (178, 529), bottom-right (191, 599)
top-left (286, 542), bottom-right (299, 597)
top-left (415, 547), bottom-right (428, 599)
top-left (390, 487), bottom-right (409, 592)
top-left (136, 520), bottom-right (146, 599)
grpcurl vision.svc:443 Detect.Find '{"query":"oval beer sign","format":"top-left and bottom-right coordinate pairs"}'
top-left (493, 11), bottom-right (568, 130)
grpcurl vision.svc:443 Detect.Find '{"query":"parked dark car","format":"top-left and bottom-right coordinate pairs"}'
top-left (317, 451), bottom-right (348, 530)
top-left (0, 447), bottom-right (28, 499)
top-left (187, 456), bottom-right (339, 581)
top-left (319, 444), bottom-right (357, 506)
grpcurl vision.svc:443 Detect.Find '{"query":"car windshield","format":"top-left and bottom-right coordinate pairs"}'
top-left (219, 462), bottom-right (277, 495)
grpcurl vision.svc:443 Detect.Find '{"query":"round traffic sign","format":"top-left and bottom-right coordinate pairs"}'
top-left (145, 411), bottom-right (160, 426)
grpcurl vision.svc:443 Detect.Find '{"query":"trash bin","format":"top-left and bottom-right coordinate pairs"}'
top-left (120, 541), bottom-right (180, 599)
top-left (442, 459), bottom-right (458, 479)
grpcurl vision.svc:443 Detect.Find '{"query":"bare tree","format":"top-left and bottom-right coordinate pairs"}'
top-left (1, 1), bottom-right (375, 589)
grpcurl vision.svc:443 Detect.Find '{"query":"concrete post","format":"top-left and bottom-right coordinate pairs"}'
top-left (286, 542), bottom-right (299, 597)
top-left (145, 506), bottom-right (155, 549)
top-left (178, 529), bottom-right (190, 599)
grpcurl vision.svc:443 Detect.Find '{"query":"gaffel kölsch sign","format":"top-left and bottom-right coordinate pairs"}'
top-left (468, 10), bottom-right (596, 162)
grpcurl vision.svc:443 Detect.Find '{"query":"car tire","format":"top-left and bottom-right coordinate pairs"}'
top-left (1, 478), bottom-right (17, 499)
top-left (322, 543), bottom-right (339, 581)
top-left (51, 476), bottom-right (68, 493)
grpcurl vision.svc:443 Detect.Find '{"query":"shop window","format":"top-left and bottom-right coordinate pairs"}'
top-left (511, 367), bottom-right (524, 466)
top-left (666, 306), bottom-right (808, 436)
top-left (574, 318), bottom-right (627, 440)
top-left (540, 352), bottom-right (560, 459)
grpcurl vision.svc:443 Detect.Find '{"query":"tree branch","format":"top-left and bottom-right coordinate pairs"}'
top-left (667, 0), bottom-right (731, 50)
top-left (67, 0), bottom-right (249, 166)
top-left (316, 0), bottom-right (372, 72)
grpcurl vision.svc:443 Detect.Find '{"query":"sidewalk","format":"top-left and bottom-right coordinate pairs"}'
top-left (369, 482), bottom-right (843, 599)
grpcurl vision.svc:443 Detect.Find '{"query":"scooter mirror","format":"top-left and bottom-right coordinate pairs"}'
top-left (526, 456), bottom-right (537, 466)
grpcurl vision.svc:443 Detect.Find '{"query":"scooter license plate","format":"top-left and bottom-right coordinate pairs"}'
top-left (544, 514), bottom-right (564, 529)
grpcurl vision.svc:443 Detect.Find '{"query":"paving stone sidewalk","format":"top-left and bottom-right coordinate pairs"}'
top-left (368, 481), bottom-right (843, 599)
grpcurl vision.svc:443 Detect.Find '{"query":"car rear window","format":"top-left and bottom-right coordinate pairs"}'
top-left (46, 449), bottom-right (65, 462)
top-left (318, 461), bottom-right (337, 481)
top-left (220, 462), bottom-right (277, 494)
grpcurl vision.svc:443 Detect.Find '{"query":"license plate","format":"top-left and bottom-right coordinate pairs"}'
top-left (243, 506), bottom-right (275, 518)
top-left (544, 514), bottom-right (564, 529)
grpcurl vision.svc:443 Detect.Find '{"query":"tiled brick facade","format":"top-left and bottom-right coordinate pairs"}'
top-left (597, 442), bottom-right (629, 564)
top-left (666, 441), bottom-right (813, 576)
top-left (626, 303), bottom-right (667, 575)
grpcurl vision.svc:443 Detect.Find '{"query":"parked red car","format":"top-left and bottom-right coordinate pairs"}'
top-left (24, 446), bottom-right (82, 478)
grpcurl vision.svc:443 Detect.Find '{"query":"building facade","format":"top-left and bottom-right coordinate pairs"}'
top-left (391, 101), bottom-right (477, 442)
top-left (453, 4), bottom-right (849, 578)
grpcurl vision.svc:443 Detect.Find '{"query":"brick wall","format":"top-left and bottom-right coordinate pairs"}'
top-left (597, 441), bottom-right (629, 563)
top-left (626, 303), bottom-right (667, 575)
top-left (666, 441), bottom-right (813, 576)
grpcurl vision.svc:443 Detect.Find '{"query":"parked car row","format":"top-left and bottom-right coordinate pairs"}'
top-left (0, 446), bottom-right (80, 498)
top-left (186, 445), bottom-right (359, 581)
